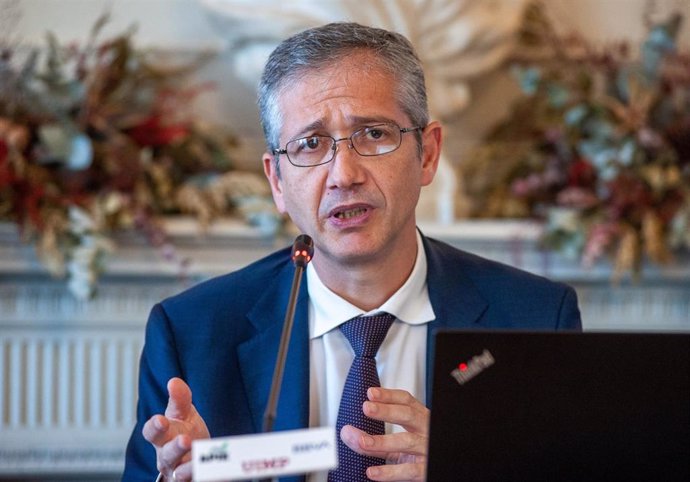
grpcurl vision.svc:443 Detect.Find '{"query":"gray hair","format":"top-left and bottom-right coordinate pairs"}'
top-left (258, 22), bottom-right (429, 154)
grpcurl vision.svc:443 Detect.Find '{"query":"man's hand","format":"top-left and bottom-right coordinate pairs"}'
top-left (142, 377), bottom-right (210, 481)
top-left (340, 387), bottom-right (430, 481)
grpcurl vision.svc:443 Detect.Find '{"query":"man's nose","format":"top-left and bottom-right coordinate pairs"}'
top-left (327, 138), bottom-right (365, 188)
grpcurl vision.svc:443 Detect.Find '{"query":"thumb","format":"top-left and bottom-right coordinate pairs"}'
top-left (165, 377), bottom-right (193, 420)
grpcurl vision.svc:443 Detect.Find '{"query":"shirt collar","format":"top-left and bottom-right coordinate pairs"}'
top-left (308, 230), bottom-right (435, 339)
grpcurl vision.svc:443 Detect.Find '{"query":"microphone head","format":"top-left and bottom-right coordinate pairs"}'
top-left (292, 234), bottom-right (314, 268)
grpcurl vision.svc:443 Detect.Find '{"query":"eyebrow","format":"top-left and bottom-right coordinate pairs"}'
top-left (288, 115), bottom-right (401, 140)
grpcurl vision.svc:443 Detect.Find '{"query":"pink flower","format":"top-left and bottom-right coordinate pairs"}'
top-left (557, 187), bottom-right (600, 209)
top-left (583, 222), bottom-right (618, 266)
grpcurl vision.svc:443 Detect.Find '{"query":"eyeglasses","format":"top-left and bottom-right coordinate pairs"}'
top-left (273, 123), bottom-right (423, 167)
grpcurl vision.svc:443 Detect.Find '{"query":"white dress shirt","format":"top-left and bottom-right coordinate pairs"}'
top-left (307, 231), bottom-right (435, 481)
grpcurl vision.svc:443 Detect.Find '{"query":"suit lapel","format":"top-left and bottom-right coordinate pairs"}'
top-left (421, 235), bottom-right (489, 401)
top-left (237, 261), bottom-right (310, 433)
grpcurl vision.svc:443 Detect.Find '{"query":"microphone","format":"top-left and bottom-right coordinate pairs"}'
top-left (291, 234), bottom-right (314, 268)
top-left (263, 234), bottom-right (314, 434)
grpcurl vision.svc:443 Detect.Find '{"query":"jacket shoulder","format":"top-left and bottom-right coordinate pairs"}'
top-left (425, 236), bottom-right (565, 290)
top-left (423, 236), bottom-right (581, 330)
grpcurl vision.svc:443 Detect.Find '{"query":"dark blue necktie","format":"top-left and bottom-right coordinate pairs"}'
top-left (328, 313), bottom-right (395, 482)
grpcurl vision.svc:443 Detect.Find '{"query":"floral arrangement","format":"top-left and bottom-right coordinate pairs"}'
top-left (458, 2), bottom-right (690, 279)
top-left (0, 13), bottom-right (281, 298)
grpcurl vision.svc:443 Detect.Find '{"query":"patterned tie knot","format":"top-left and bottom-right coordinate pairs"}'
top-left (340, 313), bottom-right (395, 358)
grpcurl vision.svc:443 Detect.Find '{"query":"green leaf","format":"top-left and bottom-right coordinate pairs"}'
top-left (90, 11), bottom-right (111, 40)
top-left (564, 104), bottom-right (587, 126)
top-left (546, 83), bottom-right (570, 108)
top-left (512, 65), bottom-right (541, 96)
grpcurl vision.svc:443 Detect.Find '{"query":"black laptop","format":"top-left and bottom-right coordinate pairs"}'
top-left (426, 331), bottom-right (690, 481)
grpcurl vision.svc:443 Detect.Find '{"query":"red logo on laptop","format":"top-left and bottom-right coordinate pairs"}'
top-left (451, 349), bottom-right (495, 385)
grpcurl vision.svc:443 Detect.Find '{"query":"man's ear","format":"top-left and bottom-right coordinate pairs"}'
top-left (420, 121), bottom-right (443, 187)
top-left (263, 153), bottom-right (287, 213)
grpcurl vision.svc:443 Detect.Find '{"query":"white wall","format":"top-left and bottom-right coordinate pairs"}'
top-left (549, 0), bottom-right (690, 44)
top-left (9, 0), bottom-right (222, 50)
top-left (12, 1), bottom-right (689, 49)
top-left (8, 0), bottom-right (690, 172)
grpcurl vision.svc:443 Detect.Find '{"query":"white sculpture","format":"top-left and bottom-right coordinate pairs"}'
top-left (197, 0), bottom-right (528, 222)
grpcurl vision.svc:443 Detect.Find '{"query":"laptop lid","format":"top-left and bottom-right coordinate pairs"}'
top-left (426, 331), bottom-right (690, 481)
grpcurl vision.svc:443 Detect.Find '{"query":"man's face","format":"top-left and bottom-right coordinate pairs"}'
top-left (263, 54), bottom-right (441, 273)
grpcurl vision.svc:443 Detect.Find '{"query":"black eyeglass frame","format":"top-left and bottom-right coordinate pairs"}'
top-left (272, 123), bottom-right (423, 167)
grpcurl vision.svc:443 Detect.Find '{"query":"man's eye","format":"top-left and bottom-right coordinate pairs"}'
top-left (363, 126), bottom-right (393, 141)
top-left (367, 129), bottom-right (384, 140)
top-left (294, 137), bottom-right (321, 152)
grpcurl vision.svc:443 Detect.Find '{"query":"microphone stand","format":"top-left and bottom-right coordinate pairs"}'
top-left (258, 235), bottom-right (313, 482)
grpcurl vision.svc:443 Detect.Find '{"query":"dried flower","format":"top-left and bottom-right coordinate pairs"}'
top-left (0, 12), bottom-right (282, 298)
top-left (458, 2), bottom-right (690, 278)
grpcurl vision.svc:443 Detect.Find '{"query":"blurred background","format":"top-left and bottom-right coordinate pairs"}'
top-left (1, 0), bottom-right (688, 480)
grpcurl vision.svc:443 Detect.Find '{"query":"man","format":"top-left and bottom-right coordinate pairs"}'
top-left (123, 22), bottom-right (581, 482)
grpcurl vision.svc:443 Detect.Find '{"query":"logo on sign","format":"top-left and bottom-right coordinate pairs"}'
top-left (242, 457), bottom-right (290, 474)
top-left (451, 349), bottom-right (495, 385)
top-left (199, 442), bottom-right (230, 463)
top-left (292, 440), bottom-right (331, 453)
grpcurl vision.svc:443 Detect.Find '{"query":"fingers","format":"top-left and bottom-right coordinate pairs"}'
top-left (142, 377), bottom-right (210, 480)
top-left (142, 377), bottom-right (196, 446)
top-left (165, 377), bottom-right (194, 420)
top-left (340, 425), bottom-right (427, 459)
top-left (367, 461), bottom-right (426, 482)
top-left (156, 435), bottom-right (192, 479)
top-left (171, 460), bottom-right (193, 482)
top-left (340, 426), bottom-right (426, 482)
top-left (143, 414), bottom-right (168, 446)
top-left (365, 387), bottom-right (430, 435)
top-left (367, 387), bottom-right (427, 414)
top-left (339, 388), bottom-right (429, 481)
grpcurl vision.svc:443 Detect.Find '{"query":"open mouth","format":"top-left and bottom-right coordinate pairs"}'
top-left (334, 207), bottom-right (367, 219)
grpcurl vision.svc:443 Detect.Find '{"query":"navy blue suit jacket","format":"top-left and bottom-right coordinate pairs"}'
top-left (123, 235), bottom-right (581, 480)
